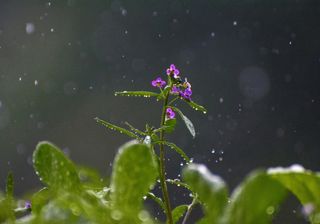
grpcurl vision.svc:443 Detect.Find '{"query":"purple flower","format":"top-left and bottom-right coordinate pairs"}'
top-left (166, 64), bottom-right (180, 79)
top-left (171, 85), bottom-right (180, 94)
top-left (151, 77), bottom-right (166, 88)
top-left (180, 88), bottom-right (192, 101)
top-left (166, 108), bottom-right (175, 119)
top-left (25, 201), bottom-right (32, 210)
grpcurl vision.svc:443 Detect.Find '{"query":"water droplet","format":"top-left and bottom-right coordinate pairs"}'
top-left (266, 206), bottom-right (275, 215)
top-left (25, 23), bottom-right (35, 34)
top-left (50, 28), bottom-right (54, 32)
top-left (34, 80), bottom-right (38, 86)
top-left (233, 21), bottom-right (238, 26)
top-left (211, 149), bottom-right (215, 154)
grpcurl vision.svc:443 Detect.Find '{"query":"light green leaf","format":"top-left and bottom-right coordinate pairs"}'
top-left (183, 164), bottom-right (228, 224)
top-left (172, 107), bottom-right (196, 138)
top-left (222, 171), bottom-right (287, 224)
top-left (110, 140), bottom-right (158, 222)
top-left (268, 165), bottom-right (320, 222)
top-left (95, 117), bottom-right (141, 140)
top-left (185, 101), bottom-right (207, 114)
top-left (115, 91), bottom-right (160, 98)
top-left (155, 141), bottom-right (190, 162)
top-left (33, 141), bottom-right (81, 192)
top-left (164, 118), bottom-right (176, 133)
top-left (172, 204), bottom-right (188, 224)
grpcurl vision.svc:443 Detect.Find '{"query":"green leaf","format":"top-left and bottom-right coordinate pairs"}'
top-left (33, 141), bottom-right (81, 192)
top-left (268, 165), bottom-right (320, 222)
top-left (172, 204), bottom-right (188, 224)
top-left (95, 117), bottom-right (141, 140)
top-left (222, 171), bottom-right (287, 224)
top-left (114, 91), bottom-right (160, 98)
top-left (183, 164), bottom-right (228, 224)
top-left (164, 118), bottom-right (177, 133)
top-left (172, 107), bottom-right (196, 138)
top-left (110, 140), bottom-right (158, 222)
top-left (155, 141), bottom-right (190, 162)
top-left (185, 101), bottom-right (207, 114)
top-left (124, 122), bottom-right (147, 136)
top-left (147, 192), bottom-right (165, 212)
top-left (166, 179), bottom-right (192, 191)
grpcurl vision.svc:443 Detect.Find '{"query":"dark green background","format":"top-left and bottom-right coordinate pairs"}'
top-left (1, 0), bottom-right (320, 223)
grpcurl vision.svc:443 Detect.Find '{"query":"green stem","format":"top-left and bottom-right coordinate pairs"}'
top-left (159, 92), bottom-right (173, 224)
top-left (181, 195), bottom-right (198, 224)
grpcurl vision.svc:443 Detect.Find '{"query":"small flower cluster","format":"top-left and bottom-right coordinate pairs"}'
top-left (166, 64), bottom-right (193, 101)
top-left (151, 64), bottom-right (193, 101)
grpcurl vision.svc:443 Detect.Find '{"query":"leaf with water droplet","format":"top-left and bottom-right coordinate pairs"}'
top-left (114, 91), bottom-right (160, 99)
top-left (172, 107), bottom-right (196, 138)
top-left (185, 100), bottom-right (207, 114)
top-left (221, 171), bottom-right (287, 224)
top-left (267, 165), bottom-right (320, 221)
top-left (95, 117), bottom-right (141, 140)
top-left (155, 141), bottom-right (190, 162)
top-left (183, 164), bottom-right (228, 224)
top-left (110, 140), bottom-right (158, 222)
top-left (146, 192), bottom-right (165, 212)
top-left (33, 141), bottom-right (81, 192)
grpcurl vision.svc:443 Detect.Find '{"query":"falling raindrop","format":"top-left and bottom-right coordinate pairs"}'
top-left (25, 23), bottom-right (35, 34)
top-left (34, 80), bottom-right (38, 86)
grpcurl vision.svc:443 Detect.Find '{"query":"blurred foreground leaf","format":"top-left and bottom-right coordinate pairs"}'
top-left (110, 140), bottom-right (158, 223)
top-left (222, 171), bottom-right (287, 224)
top-left (183, 164), bottom-right (228, 224)
top-left (33, 141), bottom-right (81, 192)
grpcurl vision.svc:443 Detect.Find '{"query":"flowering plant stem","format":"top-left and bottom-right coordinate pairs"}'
top-left (159, 90), bottom-right (173, 224)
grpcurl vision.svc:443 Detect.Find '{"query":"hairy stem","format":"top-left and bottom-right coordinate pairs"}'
top-left (159, 92), bottom-right (173, 224)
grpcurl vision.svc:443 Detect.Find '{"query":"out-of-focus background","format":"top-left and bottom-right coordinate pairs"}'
top-left (0, 0), bottom-right (320, 223)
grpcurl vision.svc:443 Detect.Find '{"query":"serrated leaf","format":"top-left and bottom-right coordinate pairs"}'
top-left (155, 141), bottom-right (190, 162)
top-left (95, 117), bottom-right (141, 140)
top-left (164, 118), bottom-right (176, 133)
top-left (110, 140), bottom-right (158, 222)
top-left (183, 164), bottom-right (228, 224)
top-left (172, 204), bottom-right (188, 224)
top-left (268, 165), bottom-right (320, 222)
top-left (172, 107), bottom-right (196, 138)
top-left (33, 141), bottom-right (81, 192)
top-left (185, 101), bottom-right (207, 114)
top-left (222, 171), bottom-right (287, 224)
top-left (115, 91), bottom-right (160, 98)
